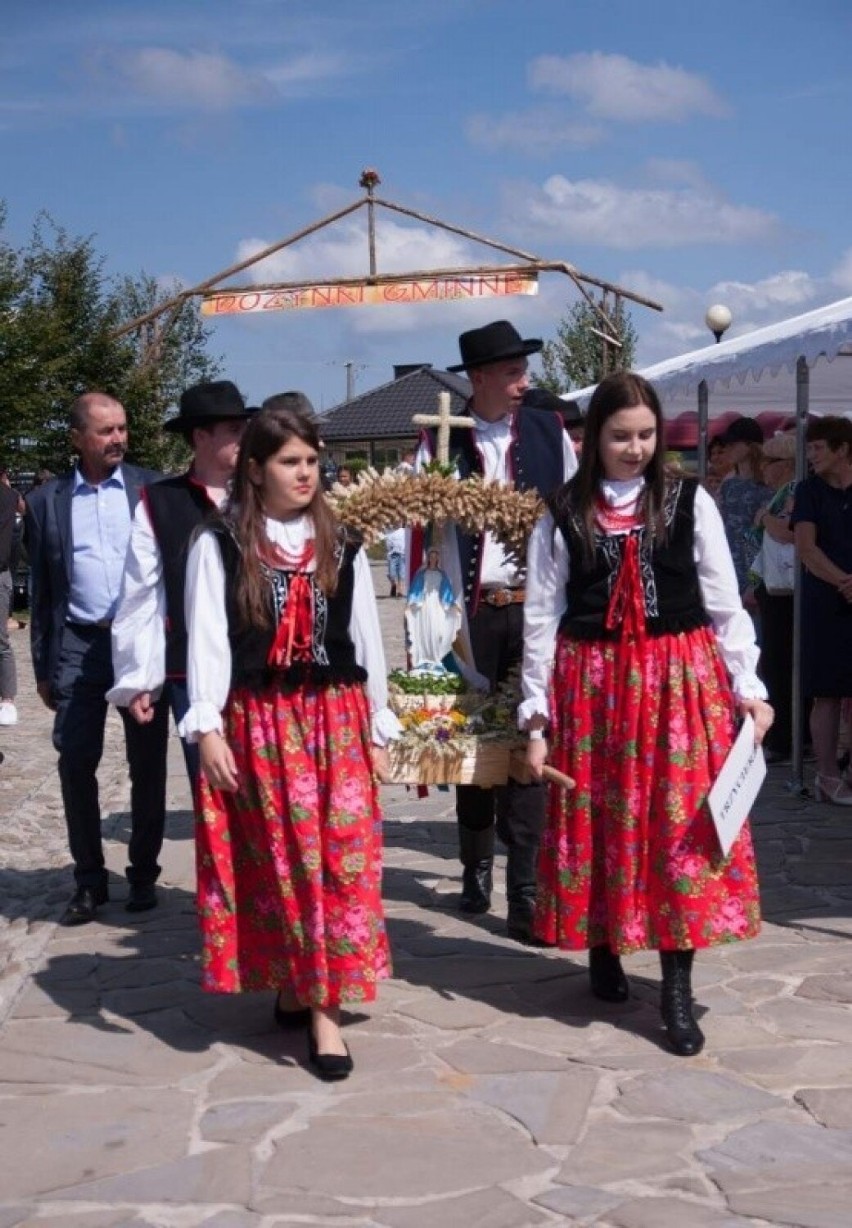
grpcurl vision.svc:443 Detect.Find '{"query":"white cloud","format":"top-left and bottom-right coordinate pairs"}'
top-left (707, 270), bottom-right (820, 314)
top-left (465, 107), bottom-right (605, 155)
top-left (83, 45), bottom-right (352, 111)
top-left (529, 53), bottom-right (729, 123)
top-left (510, 174), bottom-right (781, 248)
top-left (830, 247), bottom-right (852, 292)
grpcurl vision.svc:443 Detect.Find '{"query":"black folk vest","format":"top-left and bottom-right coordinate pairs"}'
top-left (426, 405), bottom-right (565, 615)
top-left (143, 474), bottom-right (217, 679)
top-left (549, 477), bottom-right (712, 641)
top-left (211, 523), bottom-right (367, 693)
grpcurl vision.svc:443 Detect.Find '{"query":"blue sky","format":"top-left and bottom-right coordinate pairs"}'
top-left (3, 0), bottom-right (851, 411)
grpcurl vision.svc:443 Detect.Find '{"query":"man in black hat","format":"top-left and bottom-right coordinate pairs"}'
top-left (108, 380), bottom-right (255, 793)
top-left (415, 320), bottom-right (577, 943)
top-left (26, 392), bottom-right (169, 924)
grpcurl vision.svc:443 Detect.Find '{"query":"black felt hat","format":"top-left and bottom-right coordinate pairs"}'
top-left (522, 387), bottom-right (585, 426)
top-left (447, 320), bottom-right (543, 373)
top-left (164, 380), bottom-right (254, 433)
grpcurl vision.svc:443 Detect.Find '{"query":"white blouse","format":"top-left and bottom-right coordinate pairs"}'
top-left (518, 477), bottom-right (767, 726)
top-left (177, 513), bottom-right (402, 746)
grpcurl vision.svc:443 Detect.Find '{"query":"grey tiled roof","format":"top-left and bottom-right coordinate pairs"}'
top-left (318, 367), bottom-right (472, 442)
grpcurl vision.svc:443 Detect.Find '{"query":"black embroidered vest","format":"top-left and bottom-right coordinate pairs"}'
top-left (426, 405), bottom-right (565, 615)
top-left (211, 523), bottom-right (367, 692)
top-left (549, 477), bottom-right (712, 640)
top-left (144, 474), bottom-right (217, 679)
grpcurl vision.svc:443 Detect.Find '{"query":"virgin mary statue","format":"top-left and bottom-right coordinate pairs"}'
top-left (405, 547), bottom-right (462, 671)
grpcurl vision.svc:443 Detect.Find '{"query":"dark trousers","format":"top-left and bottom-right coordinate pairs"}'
top-left (52, 624), bottom-right (170, 891)
top-left (754, 584), bottom-right (794, 755)
top-left (456, 601), bottom-right (544, 902)
top-left (166, 678), bottom-right (200, 797)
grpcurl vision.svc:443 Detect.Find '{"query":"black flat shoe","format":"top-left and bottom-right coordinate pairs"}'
top-left (60, 884), bottom-right (109, 927)
top-left (307, 1024), bottom-right (353, 1081)
top-left (126, 882), bottom-right (158, 913)
top-left (274, 998), bottom-right (311, 1029)
top-left (589, 945), bottom-right (630, 1002)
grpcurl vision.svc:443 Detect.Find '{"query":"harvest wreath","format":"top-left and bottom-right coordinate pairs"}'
top-left (327, 467), bottom-right (543, 568)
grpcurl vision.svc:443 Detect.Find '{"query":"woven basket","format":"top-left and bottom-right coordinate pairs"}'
top-left (386, 738), bottom-right (518, 786)
top-left (388, 690), bottom-right (486, 716)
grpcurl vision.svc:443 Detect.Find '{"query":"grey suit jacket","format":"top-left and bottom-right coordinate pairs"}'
top-left (25, 463), bottom-right (161, 688)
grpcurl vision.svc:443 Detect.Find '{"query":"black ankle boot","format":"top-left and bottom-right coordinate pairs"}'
top-left (589, 945), bottom-right (629, 1002)
top-left (506, 895), bottom-right (551, 946)
top-left (460, 860), bottom-right (493, 914)
top-left (660, 950), bottom-right (705, 1056)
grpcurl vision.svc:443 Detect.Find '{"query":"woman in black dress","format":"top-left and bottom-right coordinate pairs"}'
top-left (791, 416), bottom-right (852, 804)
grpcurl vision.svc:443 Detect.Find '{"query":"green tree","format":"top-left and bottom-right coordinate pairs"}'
top-left (0, 207), bottom-right (220, 475)
top-left (114, 273), bottom-right (221, 472)
top-left (537, 299), bottom-right (638, 393)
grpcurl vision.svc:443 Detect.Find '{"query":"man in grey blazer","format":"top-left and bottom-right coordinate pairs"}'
top-left (26, 392), bottom-right (170, 925)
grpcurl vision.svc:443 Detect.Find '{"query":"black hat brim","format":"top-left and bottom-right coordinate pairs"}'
top-left (163, 408), bottom-right (257, 433)
top-left (447, 337), bottom-right (543, 373)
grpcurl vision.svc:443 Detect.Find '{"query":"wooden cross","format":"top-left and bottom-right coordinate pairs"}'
top-left (412, 391), bottom-right (476, 465)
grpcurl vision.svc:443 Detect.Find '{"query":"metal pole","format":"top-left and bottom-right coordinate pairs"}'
top-left (697, 380), bottom-right (709, 482)
top-left (789, 355), bottom-right (810, 794)
top-left (345, 362), bottom-right (355, 401)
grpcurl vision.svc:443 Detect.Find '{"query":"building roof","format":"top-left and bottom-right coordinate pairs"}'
top-left (319, 366), bottom-right (471, 442)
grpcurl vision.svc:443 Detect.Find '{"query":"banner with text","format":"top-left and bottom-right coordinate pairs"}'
top-left (201, 273), bottom-right (539, 317)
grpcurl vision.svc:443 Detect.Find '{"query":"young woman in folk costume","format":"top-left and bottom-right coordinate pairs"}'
top-left (520, 372), bottom-right (773, 1056)
top-left (180, 406), bottom-right (400, 1080)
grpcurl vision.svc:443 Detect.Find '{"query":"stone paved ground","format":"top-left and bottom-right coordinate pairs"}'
top-left (1, 564), bottom-right (851, 1227)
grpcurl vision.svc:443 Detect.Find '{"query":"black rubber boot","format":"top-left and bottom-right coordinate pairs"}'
top-left (505, 842), bottom-right (549, 945)
top-left (589, 945), bottom-right (629, 1002)
top-left (660, 949), bottom-right (705, 1056)
top-left (459, 827), bottom-right (494, 914)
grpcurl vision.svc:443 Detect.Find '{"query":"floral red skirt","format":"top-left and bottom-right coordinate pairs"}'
top-left (535, 626), bottom-right (761, 954)
top-left (196, 681), bottom-right (391, 1004)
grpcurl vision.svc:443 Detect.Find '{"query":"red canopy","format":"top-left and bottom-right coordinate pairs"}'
top-left (664, 410), bottom-right (797, 449)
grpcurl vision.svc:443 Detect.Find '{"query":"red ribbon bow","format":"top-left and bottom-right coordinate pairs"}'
top-left (604, 533), bottom-right (646, 640)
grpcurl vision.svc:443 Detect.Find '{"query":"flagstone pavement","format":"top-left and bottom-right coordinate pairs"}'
top-left (0, 562), bottom-right (851, 1228)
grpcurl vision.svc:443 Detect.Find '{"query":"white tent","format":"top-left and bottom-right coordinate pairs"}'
top-left (572, 294), bottom-right (852, 421)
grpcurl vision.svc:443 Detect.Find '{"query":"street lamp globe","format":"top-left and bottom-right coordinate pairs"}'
top-left (705, 304), bottom-right (732, 344)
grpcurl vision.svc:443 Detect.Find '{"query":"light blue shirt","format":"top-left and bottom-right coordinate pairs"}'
top-left (68, 465), bottom-right (132, 623)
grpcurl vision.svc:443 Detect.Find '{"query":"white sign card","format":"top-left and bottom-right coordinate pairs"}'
top-left (707, 715), bottom-right (767, 857)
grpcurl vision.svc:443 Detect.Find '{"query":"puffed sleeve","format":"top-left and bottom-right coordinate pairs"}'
top-left (107, 500), bottom-right (166, 706)
top-left (518, 510), bottom-right (570, 726)
top-left (349, 547), bottom-right (403, 745)
top-left (177, 530), bottom-right (233, 741)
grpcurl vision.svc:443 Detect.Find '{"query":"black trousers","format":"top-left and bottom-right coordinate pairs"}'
top-left (456, 601), bottom-right (544, 901)
top-left (754, 584), bottom-right (794, 755)
top-left (52, 623), bottom-right (170, 890)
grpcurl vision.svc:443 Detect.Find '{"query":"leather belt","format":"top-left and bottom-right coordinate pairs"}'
top-left (481, 587), bottom-right (525, 607)
top-left (67, 618), bottom-right (113, 629)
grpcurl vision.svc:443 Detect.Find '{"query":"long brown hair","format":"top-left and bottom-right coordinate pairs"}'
top-left (559, 371), bottom-right (668, 562)
top-left (226, 406), bottom-right (340, 628)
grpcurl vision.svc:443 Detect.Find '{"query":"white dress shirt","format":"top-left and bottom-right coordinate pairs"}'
top-left (415, 409), bottom-right (577, 588)
top-left (519, 477), bottom-right (767, 727)
top-left (177, 513), bottom-right (401, 746)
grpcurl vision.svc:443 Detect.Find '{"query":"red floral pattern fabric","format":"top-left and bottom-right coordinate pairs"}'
top-left (535, 626), bottom-right (761, 953)
top-left (196, 681), bottom-right (391, 1004)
